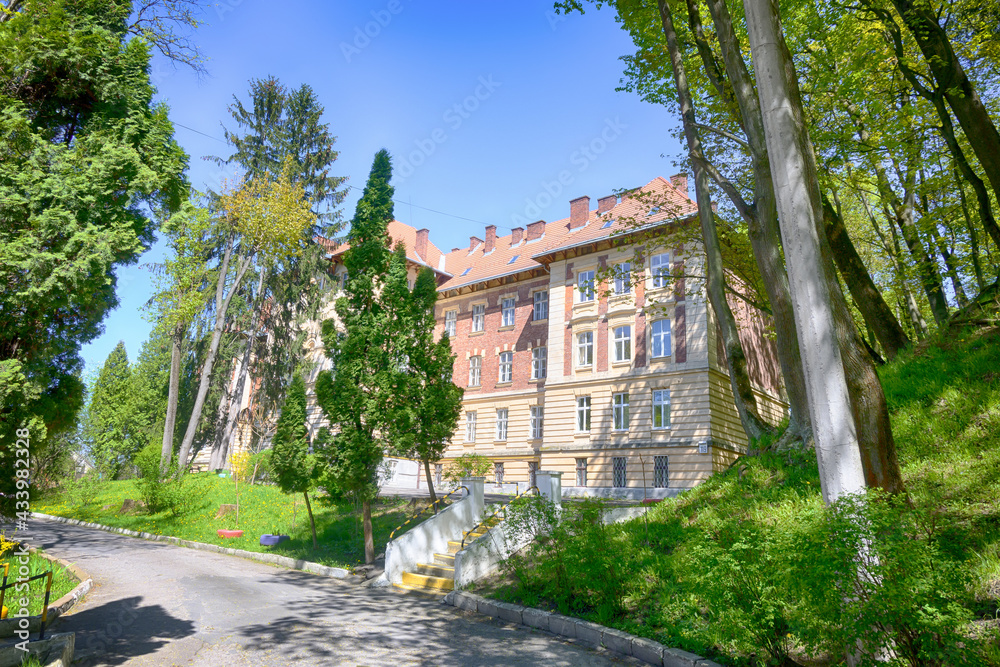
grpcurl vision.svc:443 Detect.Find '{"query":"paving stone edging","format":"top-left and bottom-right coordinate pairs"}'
top-left (443, 590), bottom-right (724, 667)
top-left (0, 547), bottom-right (93, 638)
top-left (31, 513), bottom-right (350, 580)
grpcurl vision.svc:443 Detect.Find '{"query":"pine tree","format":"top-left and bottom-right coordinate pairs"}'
top-left (270, 375), bottom-right (318, 549)
top-left (84, 342), bottom-right (144, 477)
top-left (314, 149), bottom-right (407, 564)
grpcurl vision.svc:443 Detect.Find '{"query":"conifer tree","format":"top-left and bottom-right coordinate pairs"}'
top-left (84, 342), bottom-right (145, 477)
top-left (270, 375), bottom-right (317, 549)
top-left (314, 149), bottom-right (407, 564)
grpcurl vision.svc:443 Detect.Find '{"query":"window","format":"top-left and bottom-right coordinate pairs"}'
top-left (530, 406), bottom-right (544, 439)
top-left (577, 331), bottom-right (594, 367)
top-left (601, 217), bottom-right (615, 229)
top-left (444, 310), bottom-right (457, 337)
top-left (528, 461), bottom-right (537, 489)
top-left (501, 297), bottom-right (515, 327)
top-left (435, 463), bottom-right (443, 486)
top-left (613, 325), bottom-right (632, 362)
top-left (654, 456), bottom-right (669, 488)
top-left (576, 458), bottom-right (588, 487)
top-left (648, 205), bottom-right (661, 216)
top-left (533, 290), bottom-right (548, 320)
top-left (465, 411), bottom-right (477, 442)
top-left (468, 355), bottom-right (482, 386)
top-left (578, 270), bottom-right (595, 302)
top-left (495, 408), bottom-right (508, 441)
top-left (460, 267), bottom-right (472, 277)
top-left (613, 392), bottom-right (630, 431)
top-left (653, 389), bottom-right (671, 429)
top-left (651, 253), bottom-right (670, 289)
top-left (494, 462), bottom-right (504, 486)
top-left (651, 319), bottom-right (671, 358)
top-left (472, 304), bottom-right (485, 332)
top-left (407, 279), bottom-right (413, 291)
top-left (498, 351), bottom-right (513, 383)
top-left (613, 457), bottom-right (627, 488)
top-left (576, 396), bottom-right (591, 432)
top-left (341, 271), bottom-right (349, 290)
top-left (613, 262), bottom-right (631, 295)
top-left (532, 347), bottom-right (547, 380)
top-left (508, 255), bottom-right (520, 264)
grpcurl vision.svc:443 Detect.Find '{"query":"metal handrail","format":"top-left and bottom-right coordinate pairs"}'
top-left (1, 565), bottom-right (54, 639)
top-left (389, 485), bottom-right (469, 540)
top-left (461, 485), bottom-right (539, 549)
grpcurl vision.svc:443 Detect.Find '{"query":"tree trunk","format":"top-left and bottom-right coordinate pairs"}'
top-left (303, 491), bottom-right (318, 550)
top-left (160, 325), bottom-right (183, 472)
top-left (956, 174), bottom-right (985, 291)
top-left (176, 238), bottom-right (253, 475)
top-left (424, 458), bottom-right (437, 505)
top-left (890, 0), bottom-right (1000, 207)
top-left (698, 0), bottom-right (813, 446)
top-left (822, 195), bottom-right (911, 359)
top-left (656, 0), bottom-right (775, 443)
top-left (927, 223), bottom-right (967, 307)
top-left (743, 0), bottom-right (866, 503)
top-left (362, 498), bottom-right (375, 564)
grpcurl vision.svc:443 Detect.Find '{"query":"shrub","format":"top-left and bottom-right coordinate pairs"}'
top-left (64, 471), bottom-right (104, 509)
top-left (444, 453), bottom-right (492, 483)
top-left (246, 450), bottom-right (273, 484)
top-left (134, 444), bottom-right (191, 516)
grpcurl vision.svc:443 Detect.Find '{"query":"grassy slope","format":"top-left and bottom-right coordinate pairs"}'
top-left (483, 325), bottom-right (1000, 665)
top-left (0, 550), bottom-right (77, 616)
top-left (35, 474), bottom-right (425, 569)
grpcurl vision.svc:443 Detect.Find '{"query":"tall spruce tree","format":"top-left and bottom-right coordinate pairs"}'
top-left (84, 342), bottom-right (146, 477)
top-left (314, 149), bottom-right (407, 564)
top-left (270, 375), bottom-right (317, 549)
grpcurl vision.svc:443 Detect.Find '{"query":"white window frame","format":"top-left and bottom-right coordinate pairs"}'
top-left (576, 331), bottom-right (594, 367)
top-left (465, 411), bottom-right (477, 442)
top-left (444, 310), bottom-right (457, 337)
top-left (501, 297), bottom-right (515, 327)
top-left (612, 392), bottom-right (630, 431)
top-left (613, 262), bottom-right (631, 295)
top-left (651, 319), bottom-right (671, 358)
top-left (468, 355), bottom-right (482, 386)
top-left (651, 253), bottom-right (670, 289)
top-left (498, 351), bottom-right (513, 383)
top-left (472, 303), bottom-right (486, 332)
top-left (578, 270), bottom-right (595, 302)
top-left (653, 389), bottom-right (671, 429)
top-left (532, 347), bottom-right (547, 379)
top-left (533, 290), bottom-right (548, 320)
top-left (576, 396), bottom-right (591, 432)
top-left (613, 325), bottom-right (632, 362)
top-left (613, 456), bottom-right (627, 488)
top-left (495, 408), bottom-right (508, 441)
top-left (530, 406), bottom-right (544, 439)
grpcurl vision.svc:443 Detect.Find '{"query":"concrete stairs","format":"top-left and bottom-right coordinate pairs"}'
top-left (394, 514), bottom-right (500, 594)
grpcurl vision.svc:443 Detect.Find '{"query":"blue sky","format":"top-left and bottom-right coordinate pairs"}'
top-left (83, 1), bottom-right (686, 371)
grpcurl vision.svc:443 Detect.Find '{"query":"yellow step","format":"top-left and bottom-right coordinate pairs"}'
top-left (401, 571), bottom-right (454, 591)
top-left (433, 552), bottom-right (454, 566)
top-left (447, 540), bottom-right (464, 553)
top-left (415, 563), bottom-right (455, 578)
top-left (392, 582), bottom-right (448, 595)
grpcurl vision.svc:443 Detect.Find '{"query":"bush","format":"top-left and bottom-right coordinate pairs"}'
top-left (134, 444), bottom-right (191, 516)
top-left (444, 453), bottom-right (492, 483)
top-left (65, 471), bottom-right (105, 509)
top-left (246, 450), bottom-right (273, 484)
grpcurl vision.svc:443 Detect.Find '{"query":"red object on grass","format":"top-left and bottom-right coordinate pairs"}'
top-left (217, 529), bottom-right (244, 538)
top-left (641, 498), bottom-right (663, 505)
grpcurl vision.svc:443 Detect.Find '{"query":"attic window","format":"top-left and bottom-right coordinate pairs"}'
top-left (508, 255), bottom-right (520, 264)
top-left (648, 206), bottom-right (661, 216)
top-left (461, 267), bottom-right (472, 276)
top-left (601, 218), bottom-right (615, 229)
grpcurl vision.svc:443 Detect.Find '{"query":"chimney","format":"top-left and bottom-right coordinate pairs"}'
top-left (569, 196), bottom-right (590, 229)
top-left (527, 220), bottom-right (546, 241)
top-left (511, 227), bottom-right (524, 246)
top-left (670, 173), bottom-right (689, 194)
top-left (485, 225), bottom-right (497, 254)
top-left (469, 235), bottom-right (482, 252)
top-left (598, 195), bottom-right (617, 214)
top-left (415, 228), bottom-right (429, 261)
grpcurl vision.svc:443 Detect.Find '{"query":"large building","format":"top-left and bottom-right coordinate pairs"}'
top-left (308, 175), bottom-right (787, 499)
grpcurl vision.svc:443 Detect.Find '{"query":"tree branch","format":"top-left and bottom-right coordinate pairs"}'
top-left (694, 122), bottom-right (750, 149)
top-left (690, 152), bottom-right (757, 223)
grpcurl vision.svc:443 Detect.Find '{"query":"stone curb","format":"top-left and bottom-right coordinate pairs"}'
top-left (0, 547), bottom-right (93, 639)
top-left (442, 590), bottom-right (723, 667)
top-left (31, 513), bottom-right (350, 580)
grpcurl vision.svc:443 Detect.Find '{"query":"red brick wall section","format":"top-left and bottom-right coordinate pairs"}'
top-left (635, 311), bottom-right (647, 368)
top-left (675, 303), bottom-right (687, 363)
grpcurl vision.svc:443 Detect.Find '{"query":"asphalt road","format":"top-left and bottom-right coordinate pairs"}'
top-left (14, 517), bottom-right (641, 667)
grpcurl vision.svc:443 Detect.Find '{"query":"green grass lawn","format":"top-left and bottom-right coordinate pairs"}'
top-left (478, 324), bottom-right (1000, 666)
top-left (36, 474), bottom-right (429, 569)
top-left (1, 550), bottom-right (77, 617)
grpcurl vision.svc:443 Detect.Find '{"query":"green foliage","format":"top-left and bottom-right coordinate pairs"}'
top-left (134, 443), bottom-right (189, 516)
top-left (82, 342), bottom-right (148, 477)
top-left (444, 453), bottom-right (493, 483)
top-left (270, 376), bottom-right (314, 495)
top-left (246, 450), bottom-right (273, 484)
top-left (64, 472), bottom-right (105, 510)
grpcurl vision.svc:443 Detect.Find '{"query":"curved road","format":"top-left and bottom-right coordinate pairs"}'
top-left (17, 518), bottom-right (638, 667)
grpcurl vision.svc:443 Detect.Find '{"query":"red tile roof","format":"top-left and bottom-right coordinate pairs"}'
top-left (319, 220), bottom-right (449, 275)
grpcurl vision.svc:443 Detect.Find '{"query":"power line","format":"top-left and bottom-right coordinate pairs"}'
top-left (347, 185), bottom-right (507, 232)
top-left (173, 121), bottom-right (229, 144)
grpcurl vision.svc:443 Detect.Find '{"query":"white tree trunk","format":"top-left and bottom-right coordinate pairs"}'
top-left (742, 0), bottom-right (866, 503)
